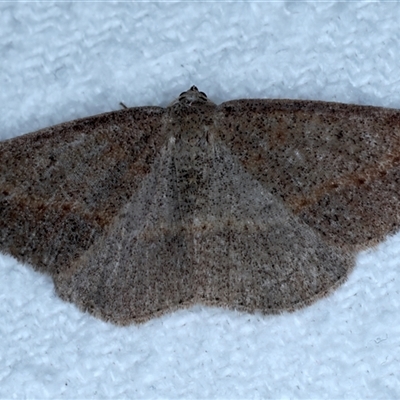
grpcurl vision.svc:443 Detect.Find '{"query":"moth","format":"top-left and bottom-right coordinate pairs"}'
top-left (1, 86), bottom-right (400, 325)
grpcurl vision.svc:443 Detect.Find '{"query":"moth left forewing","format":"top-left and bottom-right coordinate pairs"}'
top-left (0, 106), bottom-right (167, 277)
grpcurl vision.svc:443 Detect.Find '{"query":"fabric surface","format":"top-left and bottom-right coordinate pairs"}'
top-left (1, 2), bottom-right (400, 398)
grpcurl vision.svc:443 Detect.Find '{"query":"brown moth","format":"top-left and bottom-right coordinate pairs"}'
top-left (1, 86), bottom-right (400, 325)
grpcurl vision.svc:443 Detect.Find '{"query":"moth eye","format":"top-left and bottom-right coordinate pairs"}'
top-left (190, 85), bottom-right (198, 91)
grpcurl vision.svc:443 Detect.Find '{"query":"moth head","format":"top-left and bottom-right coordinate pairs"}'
top-left (168, 85), bottom-right (216, 107)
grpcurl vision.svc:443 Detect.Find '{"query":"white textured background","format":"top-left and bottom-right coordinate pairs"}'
top-left (1, 2), bottom-right (400, 399)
